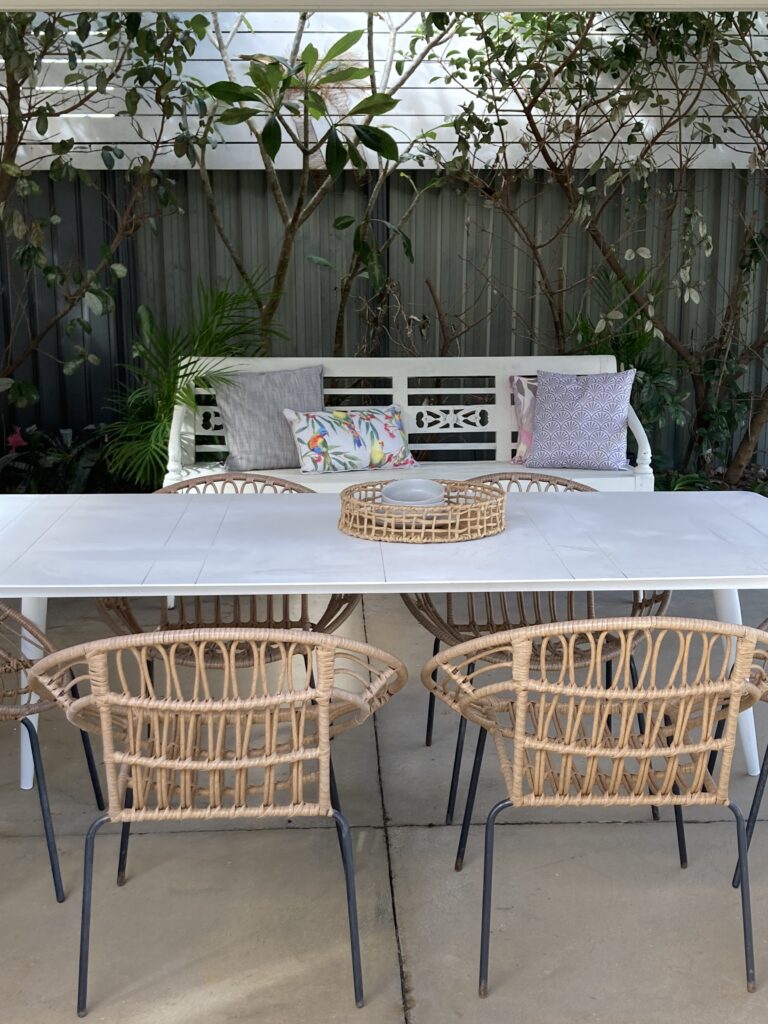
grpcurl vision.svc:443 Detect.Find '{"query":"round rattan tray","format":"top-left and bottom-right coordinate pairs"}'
top-left (338, 479), bottom-right (506, 544)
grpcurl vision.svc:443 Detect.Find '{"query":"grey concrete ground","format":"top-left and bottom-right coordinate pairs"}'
top-left (2, 591), bottom-right (768, 1023)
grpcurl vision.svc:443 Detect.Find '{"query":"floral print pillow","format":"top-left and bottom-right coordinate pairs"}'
top-left (510, 375), bottom-right (538, 464)
top-left (283, 405), bottom-right (418, 473)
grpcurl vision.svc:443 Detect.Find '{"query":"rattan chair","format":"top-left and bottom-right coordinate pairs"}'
top-left (0, 603), bottom-right (105, 902)
top-left (727, 614), bottom-right (768, 882)
top-left (30, 627), bottom-right (408, 1016)
top-left (97, 473), bottom-right (360, 645)
top-left (402, 471), bottom-right (671, 823)
top-left (422, 617), bottom-right (768, 995)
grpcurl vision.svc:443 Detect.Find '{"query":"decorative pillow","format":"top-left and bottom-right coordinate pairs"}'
top-left (283, 405), bottom-right (418, 473)
top-left (509, 375), bottom-right (538, 464)
top-left (216, 365), bottom-right (324, 471)
top-left (526, 369), bottom-right (636, 471)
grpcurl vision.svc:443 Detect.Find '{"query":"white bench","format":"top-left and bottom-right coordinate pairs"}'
top-left (165, 356), bottom-right (653, 492)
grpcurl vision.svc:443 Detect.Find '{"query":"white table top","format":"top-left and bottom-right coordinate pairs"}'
top-left (0, 490), bottom-right (767, 597)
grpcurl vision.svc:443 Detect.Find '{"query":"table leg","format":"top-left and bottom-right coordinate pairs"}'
top-left (19, 596), bottom-right (48, 790)
top-left (713, 589), bottom-right (760, 777)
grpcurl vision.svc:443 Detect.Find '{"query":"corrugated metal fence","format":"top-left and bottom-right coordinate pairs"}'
top-left (3, 167), bottom-right (768, 466)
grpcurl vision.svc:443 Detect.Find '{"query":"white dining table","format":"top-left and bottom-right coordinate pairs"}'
top-left (2, 488), bottom-right (767, 787)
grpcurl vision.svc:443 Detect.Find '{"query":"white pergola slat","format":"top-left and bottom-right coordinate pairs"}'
top-left (3, 3), bottom-right (767, 10)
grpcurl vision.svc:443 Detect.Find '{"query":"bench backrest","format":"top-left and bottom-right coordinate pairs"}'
top-left (187, 355), bottom-right (619, 467)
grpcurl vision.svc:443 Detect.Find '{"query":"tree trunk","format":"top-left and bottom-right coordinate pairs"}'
top-left (261, 216), bottom-right (302, 347)
top-left (724, 384), bottom-right (768, 486)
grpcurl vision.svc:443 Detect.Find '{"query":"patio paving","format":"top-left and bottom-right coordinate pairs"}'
top-left (2, 590), bottom-right (768, 1023)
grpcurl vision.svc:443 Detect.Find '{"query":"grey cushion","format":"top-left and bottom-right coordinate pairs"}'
top-left (526, 369), bottom-right (636, 471)
top-left (216, 365), bottom-right (324, 471)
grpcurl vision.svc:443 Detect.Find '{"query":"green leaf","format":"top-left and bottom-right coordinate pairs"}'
top-left (333, 215), bottom-right (356, 230)
top-left (262, 115), bottom-right (282, 160)
top-left (125, 88), bottom-right (139, 117)
top-left (306, 254), bottom-right (335, 269)
top-left (353, 125), bottom-right (398, 162)
top-left (0, 378), bottom-right (13, 393)
top-left (365, 250), bottom-right (385, 293)
top-left (317, 66), bottom-right (372, 85)
top-left (306, 90), bottom-right (328, 118)
top-left (110, 263), bottom-right (128, 279)
top-left (346, 143), bottom-right (367, 173)
top-left (83, 290), bottom-right (104, 316)
top-left (101, 146), bottom-right (115, 170)
top-left (325, 128), bottom-right (347, 180)
top-left (208, 81), bottom-right (256, 104)
top-left (301, 43), bottom-right (319, 75)
top-left (188, 14), bottom-right (209, 39)
top-left (322, 29), bottom-right (364, 65)
top-left (218, 107), bottom-right (258, 125)
top-left (35, 113), bottom-right (48, 136)
top-left (11, 209), bottom-right (26, 240)
top-left (347, 94), bottom-right (398, 117)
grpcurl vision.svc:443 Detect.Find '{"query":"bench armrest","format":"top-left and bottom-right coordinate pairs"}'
top-left (166, 404), bottom-right (195, 484)
top-left (627, 405), bottom-right (652, 476)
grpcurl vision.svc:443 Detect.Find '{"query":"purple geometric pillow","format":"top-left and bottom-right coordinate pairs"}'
top-left (526, 369), bottom-right (636, 471)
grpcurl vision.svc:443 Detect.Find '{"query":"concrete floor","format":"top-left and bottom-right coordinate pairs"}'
top-left (3, 591), bottom-right (768, 1023)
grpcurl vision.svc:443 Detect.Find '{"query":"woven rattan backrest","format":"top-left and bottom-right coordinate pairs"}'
top-left (467, 471), bottom-right (597, 493)
top-left (0, 603), bottom-right (55, 715)
top-left (157, 472), bottom-right (314, 494)
top-left (425, 617), bottom-right (765, 809)
top-left (31, 628), bottom-right (407, 823)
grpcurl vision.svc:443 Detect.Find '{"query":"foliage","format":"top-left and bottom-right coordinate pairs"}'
top-left (202, 12), bottom-right (465, 349)
top-left (105, 283), bottom-right (270, 490)
top-left (437, 12), bottom-right (768, 483)
top-left (569, 271), bottom-right (687, 446)
top-left (0, 11), bottom-right (209, 385)
top-left (0, 424), bottom-right (105, 493)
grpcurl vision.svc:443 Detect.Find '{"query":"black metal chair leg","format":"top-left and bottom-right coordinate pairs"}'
top-left (456, 729), bottom-right (487, 871)
top-left (77, 814), bottom-right (110, 1017)
top-left (729, 803), bottom-right (756, 993)
top-left (479, 798), bottom-right (512, 999)
top-left (445, 717), bottom-right (467, 825)
top-left (330, 758), bottom-right (342, 814)
top-left (660, 709), bottom-right (687, 868)
top-left (331, 809), bottom-right (364, 1008)
top-left (629, 658), bottom-right (659, 821)
top-left (445, 661), bottom-right (474, 824)
top-left (732, 736), bottom-right (768, 888)
top-left (425, 636), bottom-right (440, 747)
top-left (79, 732), bottom-right (106, 811)
top-left (604, 658), bottom-right (613, 733)
top-left (673, 805), bottom-right (687, 869)
top-left (70, 684), bottom-right (105, 811)
top-left (116, 788), bottom-right (133, 887)
top-left (21, 717), bottom-right (64, 903)
top-left (329, 757), bottom-right (347, 858)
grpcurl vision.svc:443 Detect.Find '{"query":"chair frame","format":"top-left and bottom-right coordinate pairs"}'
top-left (422, 616), bottom-right (767, 995)
top-left (0, 603), bottom-right (104, 903)
top-left (31, 626), bottom-right (407, 1016)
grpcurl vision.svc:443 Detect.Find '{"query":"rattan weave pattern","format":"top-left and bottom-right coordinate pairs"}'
top-left (0, 602), bottom-right (58, 720)
top-left (338, 479), bottom-right (505, 543)
top-left (423, 616), bottom-right (768, 808)
top-left (31, 627), bottom-right (408, 823)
